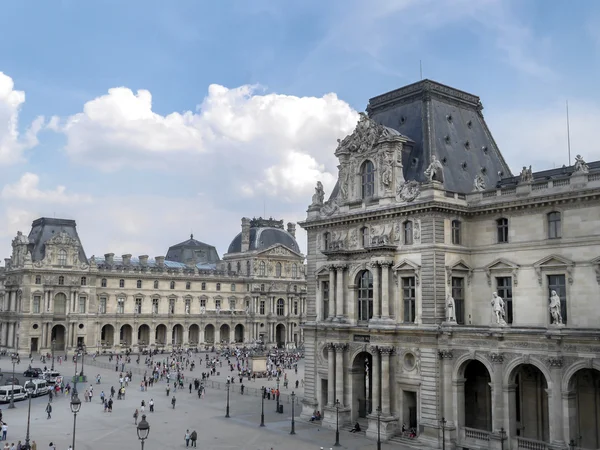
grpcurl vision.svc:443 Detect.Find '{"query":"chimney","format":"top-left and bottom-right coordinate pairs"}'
top-left (155, 256), bottom-right (165, 267)
top-left (104, 253), bottom-right (114, 265)
top-left (4, 258), bottom-right (11, 269)
top-left (139, 255), bottom-right (149, 266)
top-left (122, 254), bottom-right (132, 266)
top-left (287, 222), bottom-right (296, 238)
top-left (241, 217), bottom-right (250, 253)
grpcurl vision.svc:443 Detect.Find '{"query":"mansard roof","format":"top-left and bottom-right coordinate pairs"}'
top-left (27, 217), bottom-right (87, 263)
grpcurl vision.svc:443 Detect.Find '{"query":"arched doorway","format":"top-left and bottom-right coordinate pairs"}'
top-left (189, 324), bottom-right (200, 345)
top-left (204, 324), bottom-right (215, 343)
top-left (120, 324), bottom-right (133, 346)
top-left (51, 325), bottom-right (66, 351)
top-left (137, 324), bottom-right (150, 346)
top-left (155, 324), bottom-right (167, 346)
top-left (220, 324), bottom-right (230, 343)
top-left (101, 324), bottom-right (114, 347)
top-left (172, 324), bottom-right (183, 347)
top-left (234, 324), bottom-right (244, 343)
top-left (567, 368), bottom-right (600, 449)
top-left (509, 364), bottom-right (549, 442)
top-left (54, 293), bottom-right (67, 314)
top-left (275, 324), bottom-right (286, 348)
top-left (463, 360), bottom-right (492, 431)
top-left (351, 351), bottom-right (372, 420)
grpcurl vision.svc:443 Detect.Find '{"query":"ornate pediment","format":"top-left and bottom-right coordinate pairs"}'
top-left (446, 260), bottom-right (474, 285)
top-left (315, 266), bottom-right (330, 277)
top-left (393, 259), bottom-right (421, 285)
top-left (484, 258), bottom-right (520, 286)
top-left (533, 255), bottom-right (575, 285)
top-left (335, 113), bottom-right (402, 156)
top-left (257, 245), bottom-right (302, 259)
top-left (47, 231), bottom-right (79, 247)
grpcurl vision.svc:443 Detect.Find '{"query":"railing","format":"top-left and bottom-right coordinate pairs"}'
top-left (483, 191), bottom-right (497, 198)
top-left (464, 427), bottom-right (490, 441)
top-left (553, 178), bottom-right (570, 187)
top-left (501, 188), bottom-right (516, 196)
top-left (589, 173), bottom-right (600, 182)
top-left (532, 182), bottom-right (548, 191)
top-left (516, 436), bottom-right (547, 450)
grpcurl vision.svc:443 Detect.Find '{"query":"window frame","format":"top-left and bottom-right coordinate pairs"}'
top-left (101, 278), bottom-right (107, 288)
top-left (451, 220), bottom-right (462, 245)
top-left (230, 284), bottom-right (235, 292)
top-left (186, 281), bottom-right (191, 290)
top-left (451, 277), bottom-right (465, 324)
top-left (58, 276), bottom-right (65, 286)
top-left (496, 217), bottom-right (509, 244)
top-left (216, 283), bottom-right (221, 291)
top-left (35, 275), bottom-right (41, 285)
top-left (547, 274), bottom-right (567, 324)
top-left (99, 297), bottom-right (107, 314)
top-left (119, 279), bottom-right (125, 288)
top-left (276, 298), bottom-right (285, 316)
top-left (152, 298), bottom-right (159, 314)
top-left (292, 264), bottom-right (298, 278)
top-left (259, 261), bottom-right (266, 276)
top-left (259, 300), bottom-right (265, 315)
top-left (153, 280), bottom-right (159, 289)
top-left (33, 295), bottom-right (41, 314)
top-left (402, 276), bottom-right (416, 323)
top-left (58, 249), bottom-right (67, 266)
top-left (276, 262), bottom-right (282, 277)
top-left (357, 270), bottom-right (374, 322)
top-left (117, 297), bottom-right (125, 314)
top-left (170, 281), bottom-right (176, 290)
top-left (547, 211), bottom-right (562, 239)
top-left (136, 279), bottom-right (142, 289)
top-left (134, 298), bottom-right (142, 314)
top-left (403, 221), bottom-right (414, 245)
top-left (361, 160), bottom-right (375, 199)
top-left (496, 276), bottom-right (513, 324)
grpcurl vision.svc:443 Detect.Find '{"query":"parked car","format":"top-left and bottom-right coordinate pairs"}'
top-left (23, 368), bottom-right (43, 378)
top-left (29, 379), bottom-right (49, 397)
top-left (43, 371), bottom-right (61, 385)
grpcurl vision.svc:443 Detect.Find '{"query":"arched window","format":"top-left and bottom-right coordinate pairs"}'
top-left (277, 298), bottom-right (285, 316)
top-left (292, 264), bottom-right (298, 278)
top-left (58, 276), bottom-right (64, 285)
top-left (136, 279), bottom-right (142, 289)
top-left (35, 275), bottom-right (41, 285)
top-left (57, 249), bottom-right (67, 266)
top-left (496, 218), bottom-right (509, 243)
top-left (101, 278), bottom-right (107, 288)
top-left (246, 261), bottom-right (251, 275)
top-left (81, 277), bottom-right (87, 286)
top-left (451, 220), bottom-right (461, 245)
top-left (276, 262), bottom-right (282, 277)
top-left (259, 261), bottom-right (266, 276)
top-left (361, 160), bottom-right (375, 199)
top-left (403, 221), bottom-right (413, 245)
top-left (119, 279), bottom-right (125, 288)
top-left (216, 283), bottom-right (221, 291)
top-left (227, 262), bottom-right (232, 272)
top-left (548, 211), bottom-right (561, 239)
top-left (357, 270), bottom-right (374, 321)
top-left (170, 281), bottom-right (175, 290)
top-left (153, 280), bottom-right (159, 289)
top-left (323, 232), bottom-right (330, 250)
top-left (237, 261), bottom-right (241, 273)
top-left (361, 227), bottom-right (369, 247)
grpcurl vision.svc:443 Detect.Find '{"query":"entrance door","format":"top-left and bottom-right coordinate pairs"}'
top-left (31, 338), bottom-right (38, 352)
top-left (77, 337), bottom-right (84, 347)
top-left (403, 391), bottom-right (418, 428)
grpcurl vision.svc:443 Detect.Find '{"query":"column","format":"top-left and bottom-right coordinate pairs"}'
top-left (334, 343), bottom-right (346, 406)
top-left (6, 290), bottom-right (12, 312)
top-left (490, 353), bottom-right (504, 432)
top-left (327, 343), bottom-right (335, 406)
top-left (371, 262), bottom-right (380, 318)
top-left (8, 322), bottom-right (14, 347)
top-left (329, 266), bottom-right (336, 318)
top-left (381, 262), bottom-right (391, 319)
top-left (380, 347), bottom-right (393, 415)
top-left (441, 350), bottom-right (455, 429)
top-left (335, 265), bottom-right (345, 319)
top-left (548, 360), bottom-right (565, 445)
top-left (370, 346), bottom-right (380, 412)
top-left (182, 327), bottom-right (189, 346)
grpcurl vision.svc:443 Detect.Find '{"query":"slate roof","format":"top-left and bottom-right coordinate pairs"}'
top-left (27, 218), bottom-right (87, 263)
top-left (93, 255), bottom-right (216, 271)
top-left (227, 227), bottom-right (300, 254)
top-left (165, 235), bottom-right (220, 266)
top-left (497, 161), bottom-right (600, 188)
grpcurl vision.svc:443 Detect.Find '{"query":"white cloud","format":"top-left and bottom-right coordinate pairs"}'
top-left (0, 72), bottom-right (43, 165)
top-left (2, 172), bottom-right (92, 204)
top-left (51, 83), bottom-right (358, 200)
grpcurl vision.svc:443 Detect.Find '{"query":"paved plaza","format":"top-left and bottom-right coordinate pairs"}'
top-left (0, 353), bottom-right (402, 450)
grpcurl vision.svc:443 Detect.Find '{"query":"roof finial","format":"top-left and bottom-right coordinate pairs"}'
top-left (190, 233), bottom-right (194, 240)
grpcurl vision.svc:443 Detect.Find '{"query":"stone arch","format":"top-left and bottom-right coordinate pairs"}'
top-left (51, 324), bottom-right (67, 350)
top-left (564, 366), bottom-right (600, 449)
top-left (119, 324), bottom-right (133, 346)
top-left (453, 352), bottom-right (495, 381)
top-left (188, 324), bottom-right (200, 345)
top-left (172, 323), bottom-right (184, 346)
top-left (562, 359), bottom-right (600, 392)
top-left (155, 324), bottom-right (167, 346)
top-left (204, 324), bottom-right (215, 343)
top-left (462, 359), bottom-right (493, 432)
top-left (350, 350), bottom-right (373, 421)
top-left (503, 355), bottom-right (554, 389)
top-left (234, 324), bottom-right (244, 343)
top-left (220, 323), bottom-right (230, 343)
top-left (348, 263), bottom-right (368, 285)
top-left (137, 324), bottom-right (150, 346)
top-left (100, 324), bottom-right (114, 347)
top-left (275, 323), bottom-right (286, 348)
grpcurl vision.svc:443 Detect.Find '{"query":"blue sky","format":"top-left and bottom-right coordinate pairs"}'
top-left (0, 0), bottom-right (599, 259)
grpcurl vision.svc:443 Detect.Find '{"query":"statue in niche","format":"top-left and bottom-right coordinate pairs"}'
top-left (380, 150), bottom-right (394, 190)
top-left (574, 155), bottom-right (589, 174)
top-left (311, 181), bottom-right (325, 206)
top-left (549, 290), bottom-right (563, 324)
top-left (424, 155), bottom-right (444, 183)
top-left (520, 166), bottom-right (533, 183)
top-left (445, 294), bottom-right (456, 323)
top-left (491, 292), bottom-right (507, 326)
top-left (339, 164), bottom-right (350, 200)
top-left (473, 174), bottom-right (486, 192)
top-left (200, 306), bottom-right (206, 315)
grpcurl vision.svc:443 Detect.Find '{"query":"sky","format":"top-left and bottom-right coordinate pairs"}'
top-left (0, 0), bottom-right (599, 261)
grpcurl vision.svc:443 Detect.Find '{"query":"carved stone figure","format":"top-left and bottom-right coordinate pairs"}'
top-left (413, 220), bottom-right (421, 242)
top-left (11, 231), bottom-right (30, 267)
top-left (370, 224), bottom-right (391, 246)
top-left (397, 180), bottom-right (421, 202)
top-left (200, 306), bottom-right (206, 315)
top-left (311, 181), bottom-right (325, 206)
top-left (349, 228), bottom-right (358, 248)
top-left (339, 164), bottom-right (349, 200)
top-left (424, 155), bottom-right (444, 183)
top-left (491, 292), bottom-right (507, 326)
top-left (320, 197), bottom-right (339, 217)
top-left (446, 294), bottom-right (456, 323)
top-left (574, 155), bottom-right (589, 174)
top-left (549, 290), bottom-right (563, 324)
top-left (520, 166), bottom-right (533, 183)
top-left (380, 150), bottom-right (394, 190)
top-left (473, 174), bottom-right (486, 192)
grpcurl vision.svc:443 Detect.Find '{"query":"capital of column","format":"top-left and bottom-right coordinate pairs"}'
top-left (325, 342), bottom-right (336, 351)
top-left (379, 346), bottom-right (395, 355)
top-left (379, 260), bottom-right (393, 268)
top-left (333, 343), bottom-right (348, 353)
top-left (334, 264), bottom-right (347, 271)
top-left (438, 349), bottom-right (454, 359)
top-left (369, 261), bottom-right (379, 269)
top-left (369, 345), bottom-right (379, 355)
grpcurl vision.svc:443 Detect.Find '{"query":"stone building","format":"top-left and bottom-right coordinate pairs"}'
top-left (0, 216), bottom-right (306, 355)
top-left (299, 79), bottom-right (600, 450)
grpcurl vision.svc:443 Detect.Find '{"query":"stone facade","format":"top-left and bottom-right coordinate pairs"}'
top-left (0, 217), bottom-right (306, 355)
top-left (299, 81), bottom-right (600, 450)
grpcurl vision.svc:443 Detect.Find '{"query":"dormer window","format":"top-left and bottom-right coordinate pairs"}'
top-left (58, 250), bottom-right (67, 266)
top-left (361, 160), bottom-right (375, 199)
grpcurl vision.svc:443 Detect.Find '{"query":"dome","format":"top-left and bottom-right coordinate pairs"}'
top-left (228, 227), bottom-right (300, 254)
top-left (166, 235), bottom-right (220, 265)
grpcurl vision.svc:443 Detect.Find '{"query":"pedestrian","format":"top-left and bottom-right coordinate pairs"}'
top-left (45, 403), bottom-right (52, 419)
top-left (1, 423), bottom-right (6, 440)
top-left (108, 398), bottom-right (113, 413)
top-left (133, 409), bottom-right (139, 425)
top-left (31, 442), bottom-right (36, 450)
top-left (190, 430), bottom-right (197, 447)
top-left (184, 430), bottom-right (190, 447)
top-left (189, 383), bottom-right (192, 394)
top-left (149, 399), bottom-right (154, 413)
top-left (171, 395), bottom-right (176, 409)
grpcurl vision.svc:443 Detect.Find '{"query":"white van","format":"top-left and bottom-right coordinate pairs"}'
top-left (0, 385), bottom-right (27, 403)
top-left (30, 379), bottom-right (49, 397)
top-left (43, 371), bottom-right (61, 385)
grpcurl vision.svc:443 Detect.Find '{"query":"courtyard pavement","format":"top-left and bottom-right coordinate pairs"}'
top-left (0, 353), bottom-right (401, 450)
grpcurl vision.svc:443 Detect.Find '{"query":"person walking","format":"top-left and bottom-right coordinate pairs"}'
top-left (171, 395), bottom-right (176, 409)
top-left (149, 399), bottom-right (154, 413)
top-left (190, 430), bottom-right (197, 447)
top-left (1, 423), bottom-right (6, 440)
top-left (45, 403), bottom-right (52, 419)
top-left (30, 442), bottom-right (36, 450)
top-left (133, 409), bottom-right (139, 425)
top-left (184, 430), bottom-right (190, 447)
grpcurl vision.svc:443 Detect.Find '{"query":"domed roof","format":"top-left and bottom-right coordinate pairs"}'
top-left (227, 221), bottom-right (300, 255)
top-left (166, 235), bottom-right (220, 266)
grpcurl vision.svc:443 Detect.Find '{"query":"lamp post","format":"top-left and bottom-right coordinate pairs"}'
top-left (51, 339), bottom-right (55, 371)
top-left (500, 427), bottom-right (506, 450)
top-left (334, 398), bottom-right (341, 447)
top-left (260, 386), bottom-right (265, 427)
top-left (137, 414), bottom-right (150, 450)
top-left (276, 375), bottom-right (280, 413)
top-left (24, 379), bottom-right (35, 450)
top-left (441, 417), bottom-right (447, 450)
top-left (70, 390), bottom-right (81, 450)
top-left (9, 354), bottom-right (17, 409)
top-left (569, 439), bottom-right (576, 450)
top-left (225, 380), bottom-right (230, 418)
top-left (377, 406), bottom-right (382, 450)
top-left (290, 391), bottom-right (296, 435)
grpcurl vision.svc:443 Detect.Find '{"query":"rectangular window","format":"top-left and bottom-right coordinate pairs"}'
top-left (404, 221), bottom-right (413, 245)
top-left (200, 298), bottom-right (206, 308)
top-left (185, 299), bottom-right (191, 314)
top-left (496, 277), bottom-right (513, 324)
top-left (99, 297), bottom-right (107, 314)
top-left (33, 295), bottom-right (41, 313)
top-left (402, 277), bottom-right (416, 323)
top-left (35, 276), bottom-right (41, 285)
top-left (152, 298), bottom-right (159, 314)
top-left (81, 277), bottom-right (87, 286)
top-left (548, 212), bottom-right (562, 239)
top-left (451, 220), bottom-right (461, 245)
top-left (229, 299), bottom-right (236, 310)
top-left (548, 274), bottom-right (567, 324)
top-left (117, 298), bottom-right (124, 314)
top-left (497, 218), bottom-right (509, 243)
top-left (135, 298), bottom-right (142, 314)
top-left (231, 284), bottom-right (236, 292)
top-left (101, 278), bottom-right (107, 288)
top-left (78, 296), bottom-right (86, 313)
top-left (322, 281), bottom-right (330, 319)
top-left (259, 300), bottom-right (265, 315)
top-left (119, 279), bottom-right (125, 288)
top-left (294, 301), bottom-right (298, 315)
top-left (451, 277), bottom-right (465, 324)
top-left (215, 299), bottom-right (221, 310)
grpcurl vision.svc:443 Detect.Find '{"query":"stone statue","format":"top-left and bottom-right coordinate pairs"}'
top-left (311, 181), bottom-right (325, 206)
top-left (549, 290), bottom-right (563, 324)
top-left (320, 197), bottom-right (339, 217)
top-left (381, 151), bottom-right (394, 190)
top-left (424, 155), bottom-right (443, 183)
top-left (200, 306), bottom-right (206, 315)
top-left (491, 292), bottom-right (506, 326)
top-left (446, 294), bottom-right (456, 323)
top-left (339, 164), bottom-right (349, 200)
top-left (216, 306), bottom-right (221, 315)
top-left (473, 174), bottom-right (486, 192)
top-left (520, 166), bottom-right (533, 183)
top-left (245, 305), bottom-right (250, 314)
top-left (185, 303), bottom-right (190, 314)
top-left (574, 155), bottom-right (589, 174)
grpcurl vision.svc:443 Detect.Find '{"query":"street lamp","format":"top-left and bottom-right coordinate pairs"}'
top-left (441, 417), bottom-right (447, 450)
top-left (377, 406), bottom-right (382, 450)
top-left (290, 391), bottom-right (296, 435)
top-left (500, 427), bottom-right (506, 450)
top-left (225, 380), bottom-right (230, 418)
top-left (260, 386), bottom-right (265, 427)
top-left (334, 398), bottom-right (341, 447)
top-left (569, 439), bottom-right (577, 450)
top-left (276, 375), bottom-right (280, 413)
top-left (137, 414), bottom-right (150, 450)
top-left (51, 339), bottom-right (56, 371)
top-left (23, 379), bottom-right (35, 450)
top-left (9, 354), bottom-right (17, 409)
top-left (70, 390), bottom-right (81, 450)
